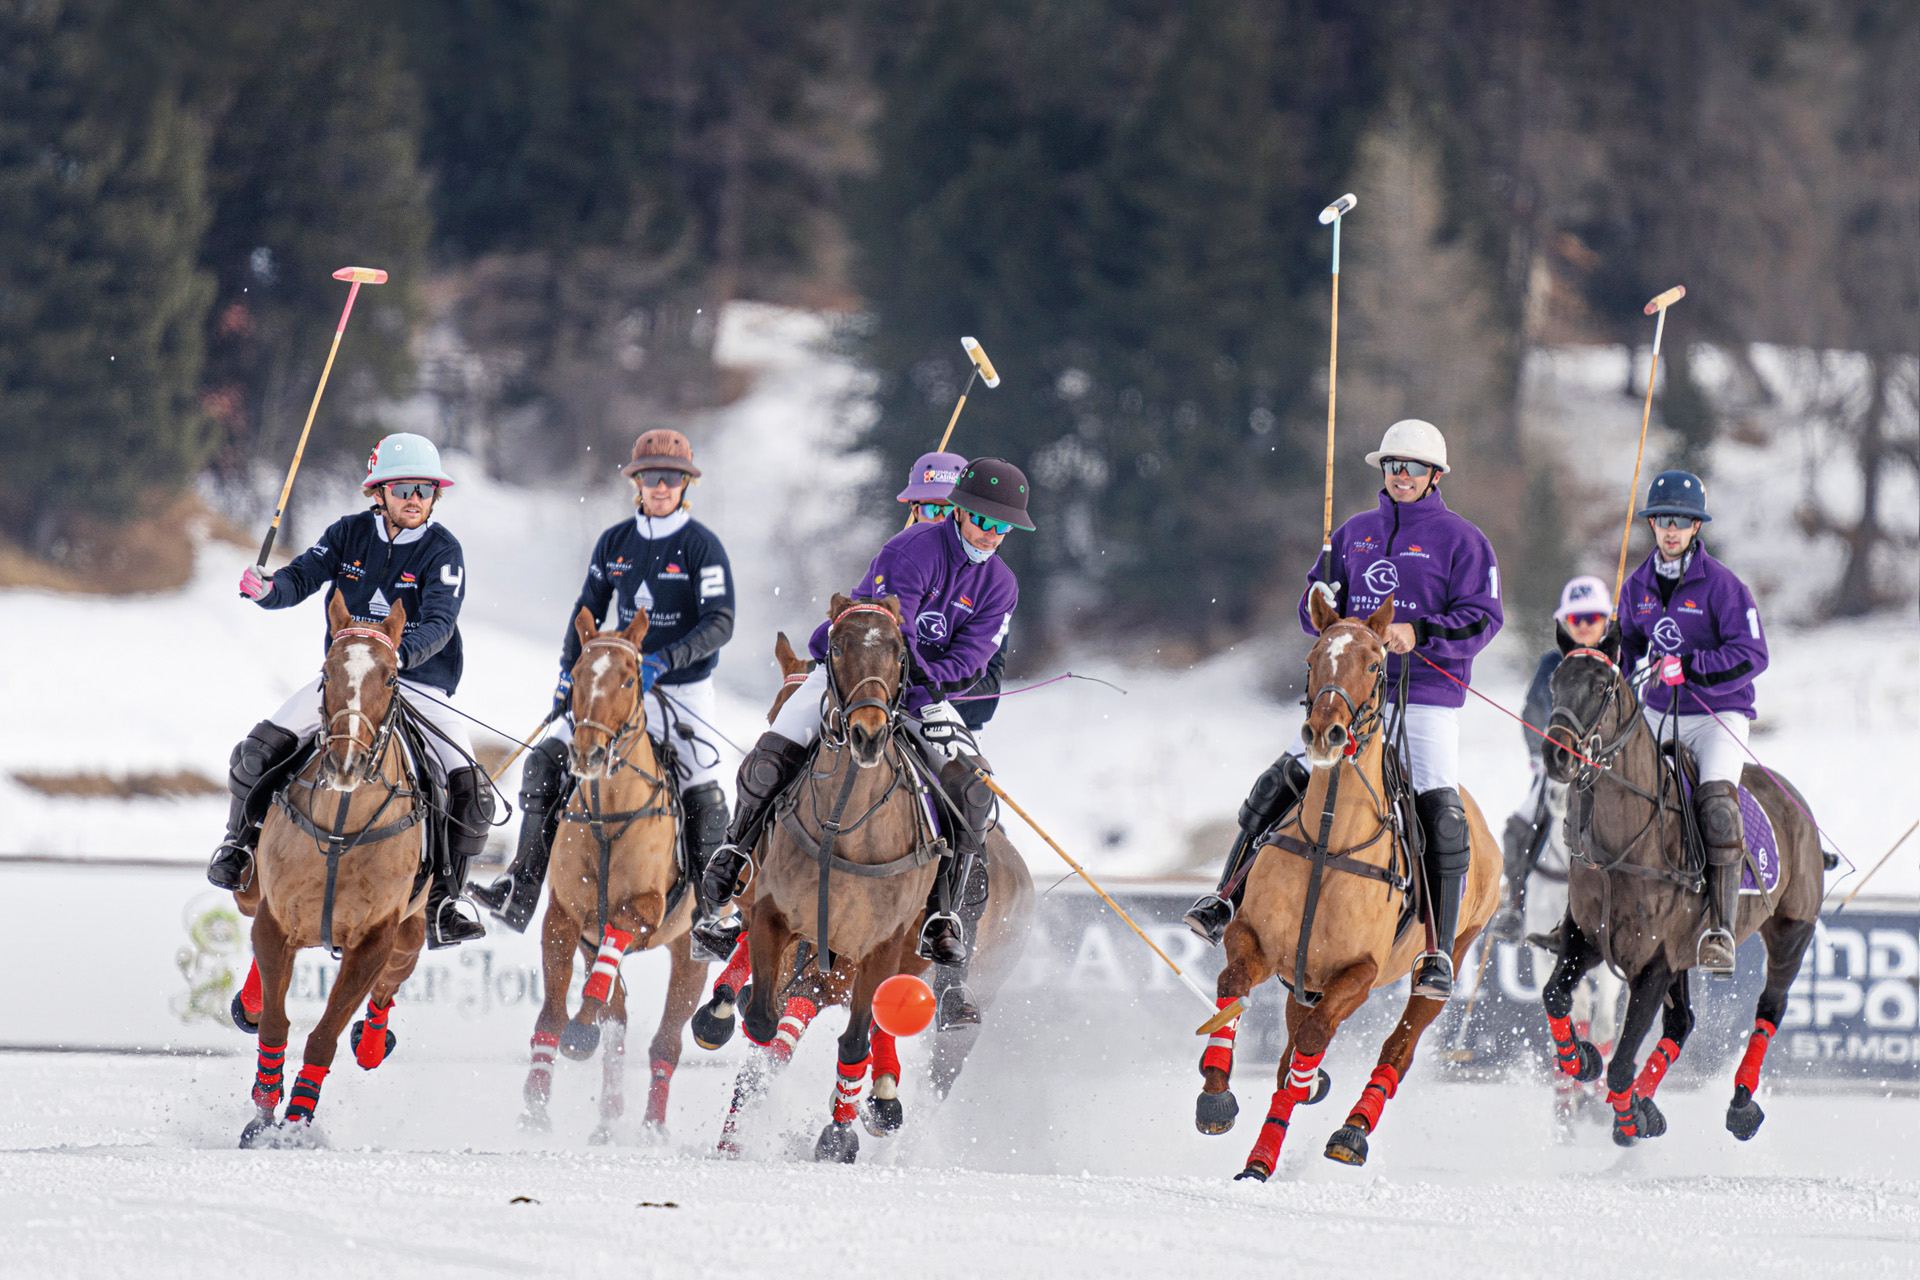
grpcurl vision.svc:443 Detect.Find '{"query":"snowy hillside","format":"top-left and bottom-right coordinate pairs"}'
top-left (0, 305), bottom-right (1914, 897)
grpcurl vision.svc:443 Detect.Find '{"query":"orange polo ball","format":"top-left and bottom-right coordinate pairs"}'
top-left (871, 974), bottom-right (937, 1037)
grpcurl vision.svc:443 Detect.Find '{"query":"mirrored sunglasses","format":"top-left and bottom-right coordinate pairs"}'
top-left (967, 510), bottom-right (1015, 535)
top-left (1650, 515), bottom-right (1697, 530)
top-left (916, 502), bottom-right (955, 520)
top-left (1565, 612), bottom-right (1609, 629)
top-left (638, 469), bottom-right (689, 489)
top-left (1381, 458), bottom-right (1434, 478)
top-left (383, 481), bottom-right (437, 500)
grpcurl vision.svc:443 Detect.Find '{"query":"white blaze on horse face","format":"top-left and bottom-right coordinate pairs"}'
top-left (1326, 631), bottom-right (1353, 674)
top-left (588, 650), bottom-right (613, 706)
top-left (342, 643), bottom-right (377, 718)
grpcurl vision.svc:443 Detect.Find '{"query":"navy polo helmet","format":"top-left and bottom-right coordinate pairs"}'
top-left (1635, 469), bottom-right (1711, 523)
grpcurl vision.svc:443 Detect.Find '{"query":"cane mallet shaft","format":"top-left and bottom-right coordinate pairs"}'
top-left (1834, 819), bottom-right (1918, 916)
top-left (488, 710), bottom-right (562, 785)
top-left (255, 267), bottom-right (389, 569)
top-left (1612, 285), bottom-right (1687, 601)
top-left (905, 338), bottom-right (1002, 528)
top-left (975, 771), bottom-right (1223, 1024)
top-left (1316, 194), bottom-right (1357, 584)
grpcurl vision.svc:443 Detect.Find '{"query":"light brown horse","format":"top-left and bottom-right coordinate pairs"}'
top-left (733, 594), bottom-right (961, 1162)
top-left (695, 628), bottom-right (1033, 1152)
top-left (518, 605), bottom-right (710, 1142)
top-left (1198, 595), bottom-right (1500, 1179)
top-left (234, 593), bottom-right (430, 1147)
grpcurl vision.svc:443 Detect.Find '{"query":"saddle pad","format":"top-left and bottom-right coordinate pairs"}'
top-left (1739, 785), bottom-right (1780, 895)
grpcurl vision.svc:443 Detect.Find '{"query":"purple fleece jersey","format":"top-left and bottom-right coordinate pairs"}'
top-left (1618, 547), bottom-right (1768, 717)
top-left (1300, 490), bottom-right (1504, 708)
top-left (809, 518), bottom-right (1017, 714)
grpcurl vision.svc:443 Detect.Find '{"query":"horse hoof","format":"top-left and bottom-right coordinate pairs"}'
top-left (559, 1020), bottom-right (601, 1061)
top-left (1574, 1040), bottom-right (1604, 1084)
top-left (861, 1096), bottom-right (904, 1137)
top-left (517, 1108), bottom-right (551, 1134)
top-left (1302, 1067), bottom-right (1332, 1105)
top-left (1195, 1090), bottom-right (1239, 1135)
top-left (230, 991), bottom-right (259, 1036)
top-left (1233, 1162), bottom-right (1270, 1183)
top-left (239, 1111), bottom-right (275, 1148)
top-left (715, 1137), bottom-right (742, 1160)
top-left (1324, 1124), bottom-right (1369, 1166)
top-left (1635, 1095), bottom-right (1667, 1139)
top-left (814, 1120), bottom-right (859, 1164)
top-left (1726, 1086), bottom-right (1764, 1141)
top-left (350, 1020), bottom-right (397, 1071)
top-left (691, 998), bottom-right (736, 1051)
top-left (240, 1116), bottom-right (323, 1150)
top-left (588, 1125), bottom-right (615, 1146)
top-left (1611, 1117), bottom-right (1638, 1148)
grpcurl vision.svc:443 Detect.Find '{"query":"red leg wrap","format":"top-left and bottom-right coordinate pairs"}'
top-left (644, 1058), bottom-right (673, 1126)
top-left (1244, 1089), bottom-right (1301, 1174)
top-left (770, 996), bottom-right (818, 1065)
top-left (1284, 1047), bottom-right (1327, 1100)
top-left (582, 927), bottom-right (634, 1003)
top-left (1547, 1014), bottom-right (1582, 1076)
top-left (284, 1064), bottom-right (328, 1123)
top-left (1734, 1019), bottom-right (1776, 1094)
top-left (1634, 1037), bottom-right (1680, 1099)
top-left (355, 999), bottom-right (392, 1070)
top-left (240, 960), bottom-right (263, 1018)
top-left (831, 1053), bottom-right (871, 1126)
top-left (871, 1026), bottom-right (901, 1082)
top-left (1200, 997), bottom-right (1239, 1076)
top-left (1345, 1063), bottom-right (1401, 1134)
top-left (525, 1030), bottom-right (559, 1105)
top-left (714, 936), bottom-right (751, 997)
top-left (251, 1040), bottom-right (287, 1109)
top-left (1608, 1087), bottom-right (1636, 1137)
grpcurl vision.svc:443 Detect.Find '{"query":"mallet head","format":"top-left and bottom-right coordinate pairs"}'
top-left (1643, 285), bottom-right (1685, 315)
top-left (1318, 193), bottom-right (1358, 225)
top-left (333, 266), bottom-right (389, 284)
top-left (961, 336), bottom-right (1000, 388)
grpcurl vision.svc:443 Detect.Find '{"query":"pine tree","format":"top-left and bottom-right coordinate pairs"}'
top-left (0, 0), bottom-right (216, 550)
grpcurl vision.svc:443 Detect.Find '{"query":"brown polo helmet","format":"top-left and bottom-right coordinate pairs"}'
top-left (620, 429), bottom-right (703, 478)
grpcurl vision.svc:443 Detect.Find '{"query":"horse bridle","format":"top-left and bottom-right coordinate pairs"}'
top-left (1299, 624), bottom-right (1387, 757)
top-left (321, 626), bottom-right (403, 782)
top-left (571, 635), bottom-right (651, 769)
top-left (1545, 648), bottom-right (1646, 786)
top-left (820, 602), bottom-right (908, 749)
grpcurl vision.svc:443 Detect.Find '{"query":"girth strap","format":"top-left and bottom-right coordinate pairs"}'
top-left (272, 785), bottom-right (424, 959)
top-left (559, 775), bottom-right (675, 939)
top-left (1290, 765), bottom-right (1342, 1009)
top-left (1267, 831), bottom-right (1406, 891)
top-left (810, 760), bottom-right (862, 973)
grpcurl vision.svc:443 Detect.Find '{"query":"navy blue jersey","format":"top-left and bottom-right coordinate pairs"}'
top-left (258, 509), bottom-right (467, 694)
top-left (561, 509), bottom-right (736, 685)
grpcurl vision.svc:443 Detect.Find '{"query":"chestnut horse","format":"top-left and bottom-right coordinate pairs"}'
top-left (233, 594), bottom-right (430, 1147)
top-left (1198, 596), bottom-right (1500, 1179)
top-left (1537, 627), bottom-right (1819, 1145)
top-left (518, 605), bottom-right (710, 1141)
top-left (695, 626), bottom-right (1033, 1151)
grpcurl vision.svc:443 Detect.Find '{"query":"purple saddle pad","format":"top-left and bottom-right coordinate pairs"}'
top-left (1738, 785), bottom-right (1780, 894)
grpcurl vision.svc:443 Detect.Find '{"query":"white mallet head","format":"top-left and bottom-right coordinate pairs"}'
top-left (1644, 285), bottom-right (1686, 315)
top-left (332, 266), bottom-right (389, 284)
top-left (961, 336), bottom-right (1000, 388)
top-left (1318, 193), bottom-right (1358, 225)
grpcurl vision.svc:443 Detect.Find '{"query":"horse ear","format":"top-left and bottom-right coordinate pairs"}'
top-left (1601, 618), bottom-right (1622, 662)
top-left (622, 605), bottom-right (650, 646)
top-left (1556, 619), bottom-right (1577, 654)
top-left (774, 631), bottom-right (803, 675)
top-left (383, 599), bottom-right (407, 648)
top-left (573, 605), bottom-right (597, 648)
top-left (829, 592), bottom-right (852, 621)
top-left (1364, 597), bottom-right (1394, 639)
top-left (1308, 586), bottom-right (1340, 634)
top-left (879, 595), bottom-right (904, 625)
top-left (326, 589), bottom-right (349, 638)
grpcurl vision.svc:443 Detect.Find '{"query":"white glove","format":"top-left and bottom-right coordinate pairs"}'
top-left (239, 565), bottom-right (272, 600)
top-left (1309, 581), bottom-right (1341, 612)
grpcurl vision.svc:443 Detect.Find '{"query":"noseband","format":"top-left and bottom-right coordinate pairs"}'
top-left (1545, 648), bottom-right (1642, 784)
top-left (821, 603), bottom-right (907, 748)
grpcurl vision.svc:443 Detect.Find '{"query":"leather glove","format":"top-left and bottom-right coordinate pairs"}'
top-left (239, 565), bottom-right (272, 600)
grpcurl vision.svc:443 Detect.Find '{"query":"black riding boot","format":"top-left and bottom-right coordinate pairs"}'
top-left (428, 766), bottom-right (493, 949)
top-left (470, 738), bottom-right (570, 931)
top-left (1412, 788), bottom-right (1471, 999)
top-left (681, 781), bottom-right (742, 962)
top-left (1695, 780), bottom-right (1744, 975)
top-left (919, 758), bottom-right (992, 1028)
top-left (1184, 753), bottom-right (1309, 945)
top-left (700, 732), bottom-right (811, 908)
top-left (208, 721), bottom-right (302, 890)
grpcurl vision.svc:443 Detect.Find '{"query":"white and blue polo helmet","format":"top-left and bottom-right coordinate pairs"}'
top-left (363, 433), bottom-right (456, 489)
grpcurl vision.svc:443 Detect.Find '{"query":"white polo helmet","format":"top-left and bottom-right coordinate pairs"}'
top-left (364, 432), bottom-right (456, 489)
top-left (1555, 574), bottom-right (1613, 620)
top-left (1364, 419), bottom-right (1449, 474)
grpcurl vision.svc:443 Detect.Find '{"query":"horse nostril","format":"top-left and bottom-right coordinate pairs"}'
top-left (1327, 724), bottom-right (1347, 746)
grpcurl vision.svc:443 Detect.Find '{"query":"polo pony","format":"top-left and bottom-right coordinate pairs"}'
top-left (232, 593), bottom-right (433, 1147)
top-left (518, 606), bottom-right (711, 1141)
top-left (1198, 595), bottom-right (1500, 1179)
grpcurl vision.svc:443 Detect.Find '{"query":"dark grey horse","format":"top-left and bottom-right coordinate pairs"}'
top-left (1536, 625), bottom-right (1819, 1146)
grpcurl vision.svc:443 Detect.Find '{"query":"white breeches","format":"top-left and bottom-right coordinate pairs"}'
top-left (1642, 708), bottom-right (1749, 786)
top-left (769, 666), bottom-right (972, 764)
top-left (1288, 703), bottom-right (1459, 794)
top-left (549, 675), bottom-right (724, 790)
top-left (1511, 771), bottom-right (1622, 1044)
top-left (269, 676), bottom-right (475, 780)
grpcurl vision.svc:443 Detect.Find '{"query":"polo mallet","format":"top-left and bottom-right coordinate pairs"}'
top-left (974, 770), bottom-right (1224, 1027)
top-left (254, 267), bottom-right (389, 569)
top-left (488, 710), bottom-right (562, 785)
top-left (1833, 819), bottom-right (1917, 915)
top-left (1612, 285), bottom-right (1687, 601)
top-left (1316, 194), bottom-right (1357, 585)
top-left (904, 337), bottom-right (1002, 529)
